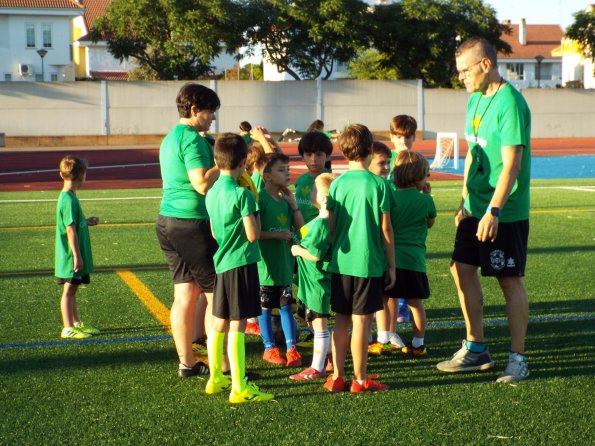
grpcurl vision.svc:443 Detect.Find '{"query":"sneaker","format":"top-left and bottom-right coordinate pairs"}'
top-left (61, 327), bottom-right (91, 339)
top-left (402, 342), bottom-right (428, 358)
top-left (389, 333), bottom-right (406, 349)
top-left (350, 377), bottom-right (390, 393)
top-left (286, 345), bottom-right (302, 368)
top-left (205, 375), bottom-right (232, 394)
top-left (262, 347), bottom-right (286, 365)
top-left (229, 382), bottom-right (274, 404)
top-left (436, 340), bottom-right (494, 373)
top-left (368, 342), bottom-right (391, 356)
top-left (289, 367), bottom-right (326, 380)
top-left (245, 322), bottom-right (260, 336)
top-left (223, 370), bottom-right (261, 381)
top-left (397, 299), bottom-right (410, 323)
top-left (178, 361), bottom-right (210, 378)
top-left (76, 322), bottom-right (100, 335)
top-left (323, 375), bottom-right (346, 393)
top-left (496, 359), bottom-right (530, 383)
top-left (191, 337), bottom-right (208, 355)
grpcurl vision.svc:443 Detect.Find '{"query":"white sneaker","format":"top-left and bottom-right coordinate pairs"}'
top-left (389, 333), bottom-right (406, 349)
top-left (496, 359), bottom-right (530, 383)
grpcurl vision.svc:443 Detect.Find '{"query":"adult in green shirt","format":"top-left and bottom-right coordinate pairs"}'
top-left (156, 83), bottom-right (220, 378)
top-left (437, 37), bottom-right (531, 384)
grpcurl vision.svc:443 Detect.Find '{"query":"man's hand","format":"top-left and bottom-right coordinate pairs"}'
top-left (477, 213), bottom-right (499, 242)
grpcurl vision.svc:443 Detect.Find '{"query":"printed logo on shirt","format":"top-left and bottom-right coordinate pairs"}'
top-left (489, 249), bottom-right (505, 270)
top-left (299, 185), bottom-right (311, 197)
top-left (277, 213), bottom-right (288, 226)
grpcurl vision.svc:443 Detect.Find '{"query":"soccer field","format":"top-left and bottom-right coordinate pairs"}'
top-left (0, 179), bottom-right (594, 445)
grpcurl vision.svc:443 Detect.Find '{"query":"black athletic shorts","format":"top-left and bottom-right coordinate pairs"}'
top-left (452, 216), bottom-right (529, 277)
top-left (213, 263), bottom-right (261, 321)
top-left (56, 274), bottom-right (90, 286)
top-left (330, 274), bottom-right (384, 316)
top-left (260, 285), bottom-right (293, 309)
top-left (156, 215), bottom-right (217, 291)
top-left (385, 268), bottom-right (430, 300)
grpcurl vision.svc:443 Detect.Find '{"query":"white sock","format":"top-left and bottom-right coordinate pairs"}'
top-left (509, 352), bottom-right (526, 362)
top-left (311, 330), bottom-right (330, 372)
top-left (412, 337), bottom-right (424, 348)
top-left (377, 330), bottom-right (390, 344)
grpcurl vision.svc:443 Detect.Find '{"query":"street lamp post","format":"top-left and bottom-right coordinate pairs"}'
top-left (36, 49), bottom-right (48, 81)
top-left (535, 54), bottom-right (544, 88)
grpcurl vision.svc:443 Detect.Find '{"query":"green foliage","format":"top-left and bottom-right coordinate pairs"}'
top-left (566, 8), bottom-right (595, 67)
top-left (348, 48), bottom-right (400, 80)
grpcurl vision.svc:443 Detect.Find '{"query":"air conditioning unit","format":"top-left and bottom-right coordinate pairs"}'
top-left (18, 64), bottom-right (32, 76)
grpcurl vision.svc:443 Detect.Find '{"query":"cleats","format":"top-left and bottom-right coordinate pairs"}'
top-left (496, 359), bottom-right (530, 383)
top-left (289, 367), bottom-right (326, 381)
top-left (262, 347), bottom-right (286, 365)
top-left (178, 361), bottom-right (210, 378)
top-left (244, 321), bottom-right (260, 336)
top-left (350, 377), bottom-right (389, 393)
top-left (389, 333), bottom-right (406, 349)
top-left (61, 327), bottom-right (91, 339)
top-left (368, 342), bottom-right (392, 356)
top-left (75, 322), bottom-right (100, 335)
top-left (323, 375), bottom-right (346, 393)
top-left (229, 383), bottom-right (274, 404)
top-left (205, 375), bottom-right (232, 394)
top-left (402, 342), bottom-right (428, 358)
top-left (286, 345), bottom-right (302, 368)
top-left (191, 337), bottom-right (208, 356)
top-left (436, 340), bottom-right (494, 373)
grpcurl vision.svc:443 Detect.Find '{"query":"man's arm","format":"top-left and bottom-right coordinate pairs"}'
top-left (188, 166), bottom-right (220, 196)
top-left (454, 149), bottom-right (474, 226)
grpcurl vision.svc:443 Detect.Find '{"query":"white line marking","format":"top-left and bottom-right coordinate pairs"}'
top-left (0, 197), bottom-right (161, 204)
top-left (0, 163), bottom-right (160, 177)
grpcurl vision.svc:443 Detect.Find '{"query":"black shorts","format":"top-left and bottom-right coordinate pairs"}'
top-left (213, 263), bottom-right (261, 321)
top-left (305, 307), bottom-right (330, 322)
top-left (452, 217), bottom-right (529, 277)
top-left (260, 285), bottom-right (293, 309)
top-left (331, 274), bottom-right (384, 316)
top-left (156, 215), bottom-right (217, 291)
top-left (385, 268), bottom-right (430, 299)
top-left (56, 274), bottom-right (90, 286)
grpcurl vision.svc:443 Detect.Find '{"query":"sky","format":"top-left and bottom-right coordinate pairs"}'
top-left (484, 0), bottom-right (590, 30)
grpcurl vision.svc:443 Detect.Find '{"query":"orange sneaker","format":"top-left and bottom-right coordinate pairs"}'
top-left (289, 367), bottom-right (326, 380)
top-left (262, 347), bottom-right (286, 365)
top-left (286, 345), bottom-right (302, 368)
top-left (350, 377), bottom-right (389, 393)
top-left (323, 374), bottom-right (346, 393)
top-left (245, 321), bottom-right (260, 336)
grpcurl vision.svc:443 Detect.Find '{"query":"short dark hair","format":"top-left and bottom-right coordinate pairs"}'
top-left (371, 141), bottom-right (391, 158)
top-left (214, 133), bottom-right (248, 170)
top-left (298, 131), bottom-right (333, 156)
top-left (176, 83), bottom-right (220, 118)
top-left (239, 121), bottom-right (252, 132)
top-left (339, 124), bottom-right (373, 161)
top-left (307, 119), bottom-right (325, 132)
top-left (261, 152), bottom-right (290, 174)
top-left (456, 37), bottom-right (498, 66)
top-left (59, 155), bottom-right (87, 181)
top-left (394, 150), bottom-right (429, 188)
top-left (390, 115), bottom-right (417, 138)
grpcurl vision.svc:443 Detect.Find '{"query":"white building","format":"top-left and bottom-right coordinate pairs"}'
top-left (0, 0), bottom-right (83, 82)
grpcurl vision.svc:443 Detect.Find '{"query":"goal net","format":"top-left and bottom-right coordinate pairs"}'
top-left (430, 133), bottom-right (459, 170)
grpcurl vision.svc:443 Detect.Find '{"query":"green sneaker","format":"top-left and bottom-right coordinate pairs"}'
top-left (229, 382), bottom-right (274, 404)
top-left (205, 375), bottom-right (232, 395)
top-left (76, 322), bottom-right (100, 335)
top-left (61, 327), bottom-right (91, 339)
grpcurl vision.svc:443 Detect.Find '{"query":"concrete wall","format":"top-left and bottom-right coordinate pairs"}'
top-left (1, 80), bottom-right (595, 144)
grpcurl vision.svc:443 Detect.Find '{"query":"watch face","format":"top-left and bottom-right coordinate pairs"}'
top-left (491, 207), bottom-right (500, 217)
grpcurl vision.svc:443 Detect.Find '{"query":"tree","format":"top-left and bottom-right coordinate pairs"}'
top-left (246, 0), bottom-right (370, 80)
top-left (366, 0), bottom-right (511, 87)
top-left (91, 0), bottom-right (251, 80)
top-left (565, 8), bottom-right (595, 67)
top-left (348, 49), bottom-right (399, 80)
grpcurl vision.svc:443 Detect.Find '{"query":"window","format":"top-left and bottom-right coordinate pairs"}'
top-left (26, 23), bottom-right (35, 48)
top-left (42, 23), bottom-right (52, 48)
top-left (537, 63), bottom-right (551, 81)
top-left (506, 63), bottom-right (524, 80)
top-left (50, 73), bottom-right (58, 81)
top-left (4, 73), bottom-right (12, 81)
top-left (35, 74), bottom-right (43, 81)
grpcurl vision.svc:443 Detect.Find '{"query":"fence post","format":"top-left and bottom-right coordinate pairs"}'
top-left (101, 80), bottom-right (110, 136)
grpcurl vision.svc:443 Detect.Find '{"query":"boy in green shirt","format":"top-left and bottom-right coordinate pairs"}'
top-left (205, 133), bottom-right (273, 404)
top-left (55, 156), bottom-right (100, 339)
top-left (324, 124), bottom-right (396, 394)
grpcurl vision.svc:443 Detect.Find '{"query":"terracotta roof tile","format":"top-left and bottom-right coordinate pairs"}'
top-left (79, 0), bottom-right (111, 32)
top-left (0, 0), bottom-right (82, 8)
top-left (90, 70), bottom-right (129, 81)
top-left (499, 24), bottom-right (564, 60)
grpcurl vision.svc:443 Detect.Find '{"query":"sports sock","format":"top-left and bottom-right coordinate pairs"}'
top-left (207, 330), bottom-right (225, 381)
top-left (311, 330), bottom-right (330, 372)
top-left (279, 305), bottom-right (296, 350)
top-left (509, 351), bottom-right (526, 362)
top-left (228, 331), bottom-right (246, 393)
top-left (377, 330), bottom-right (390, 344)
top-left (412, 337), bottom-right (424, 348)
top-left (258, 309), bottom-right (275, 350)
top-left (466, 340), bottom-right (487, 353)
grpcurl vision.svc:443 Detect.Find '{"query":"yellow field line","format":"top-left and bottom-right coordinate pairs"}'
top-left (436, 208), bottom-right (594, 217)
top-left (116, 269), bottom-right (171, 333)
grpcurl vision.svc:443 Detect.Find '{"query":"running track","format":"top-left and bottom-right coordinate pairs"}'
top-left (1, 138), bottom-right (595, 192)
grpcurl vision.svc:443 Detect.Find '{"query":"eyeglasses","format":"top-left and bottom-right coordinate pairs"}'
top-left (457, 59), bottom-right (483, 78)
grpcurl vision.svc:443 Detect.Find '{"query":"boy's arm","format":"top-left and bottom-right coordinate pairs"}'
top-left (280, 187), bottom-right (305, 230)
top-left (188, 166), bottom-right (220, 196)
top-left (381, 212), bottom-right (396, 289)
top-left (251, 127), bottom-right (282, 153)
top-left (427, 217), bottom-right (436, 229)
top-left (65, 224), bottom-right (83, 272)
top-left (290, 244), bottom-right (320, 261)
top-left (243, 213), bottom-right (260, 243)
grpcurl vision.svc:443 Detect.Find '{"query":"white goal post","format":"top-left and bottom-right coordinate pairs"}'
top-left (430, 132), bottom-right (459, 170)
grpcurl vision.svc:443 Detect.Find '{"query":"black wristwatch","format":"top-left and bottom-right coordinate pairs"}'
top-left (487, 206), bottom-right (500, 217)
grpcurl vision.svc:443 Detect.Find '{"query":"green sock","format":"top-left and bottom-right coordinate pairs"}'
top-left (207, 330), bottom-right (225, 381)
top-left (228, 331), bottom-right (246, 393)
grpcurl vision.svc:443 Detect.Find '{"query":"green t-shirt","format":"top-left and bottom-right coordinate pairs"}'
top-left (391, 187), bottom-right (436, 272)
top-left (251, 171), bottom-right (265, 194)
top-left (205, 175), bottom-right (261, 274)
top-left (327, 170), bottom-right (390, 278)
top-left (295, 216), bottom-right (332, 314)
top-left (388, 149), bottom-right (397, 180)
top-left (464, 82), bottom-right (531, 222)
top-left (159, 124), bottom-right (214, 219)
top-left (294, 173), bottom-right (319, 223)
top-left (257, 190), bottom-right (294, 286)
top-left (55, 191), bottom-right (93, 279)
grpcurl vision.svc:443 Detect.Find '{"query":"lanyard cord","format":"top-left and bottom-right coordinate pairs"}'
top-left (472, 77), bottom-right (504, 139)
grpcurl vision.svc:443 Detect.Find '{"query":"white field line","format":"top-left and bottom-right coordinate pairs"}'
top-left (0, 196), bottom-right (161, 204)
top-left (0, 163), bottom-right (160, 177)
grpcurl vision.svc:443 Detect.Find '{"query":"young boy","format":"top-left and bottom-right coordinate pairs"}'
top-left (294, 131), bottom-right (333, 223)
top-left (366, 142), bottom-right (406, 355)
top-left (325, 124), bottom-right (396, 393)
top-left (289, 173), bottom-right (336, 380)
top-left (257, 152), bottom-right (305, 367)
top-left (388, 150), bottom-right (436, 357)
top-left (204, 133), bottom-right (273, 403)
top-left (55, 156), bottom-right (100, 339)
